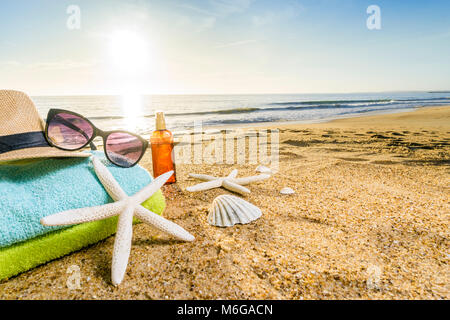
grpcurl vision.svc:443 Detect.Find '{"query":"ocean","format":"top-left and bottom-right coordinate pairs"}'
top-left (32, 92), bottom-right (450, 136)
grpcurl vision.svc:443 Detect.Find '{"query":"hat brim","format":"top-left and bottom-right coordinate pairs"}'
top-left (0, 146), bottom-right (90, 163)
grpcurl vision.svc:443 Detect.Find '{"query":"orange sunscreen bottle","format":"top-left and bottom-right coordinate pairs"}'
top-left (150, 112), bottom-right (176, 184)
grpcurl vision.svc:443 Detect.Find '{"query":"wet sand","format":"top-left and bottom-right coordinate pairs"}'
top-left (0, 106), bottom-right (449, 299)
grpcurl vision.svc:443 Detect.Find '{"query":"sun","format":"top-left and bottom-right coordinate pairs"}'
top-left (108, 30), bottom-right (151, 73)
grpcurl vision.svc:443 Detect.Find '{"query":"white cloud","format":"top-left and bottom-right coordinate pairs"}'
top-left (0, 60), bottom-right (21, 67)
top-left (1, 60), bottom-right (99, 71)
top-left (252, 1), bottom-right (305, 26)
top-left (179, 0), bottom-right (254, 18)
top-left (30, 60), bottom-right (98, 71)
top-left (176, 0), bottom-right (255, 32)
top-left (197, 16), bottom-right (217, 31)
top-left (252, 13), bottom-right (276, 26)
top-left (215, 39), bottom-right (258, 48)
top-left (209, 0), bottom-right (254, 15)
top-left (178, 4), bottom-right (219, 17)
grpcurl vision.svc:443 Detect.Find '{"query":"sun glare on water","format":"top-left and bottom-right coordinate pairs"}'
top-left (121, 92), bottom-right (145, 132)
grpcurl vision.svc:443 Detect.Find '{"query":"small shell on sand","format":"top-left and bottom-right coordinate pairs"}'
top-left (208, 195), bottom-right (262, 227)
top-left (256, 165), bottom-right (272, 174)
top-left (280, 187), bottom-right (295, 195)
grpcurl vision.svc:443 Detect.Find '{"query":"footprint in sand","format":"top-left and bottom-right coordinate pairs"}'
top-left (280, 151), bottom-right (304, 158)
top-left (371, 134), bottom-right (390, 139)
top-left (371, 160), bottom-right (399, 165)
top-left (284, 140), bottom-right (310, 147)
top-left (402, 159), bottom-right (450, 166)
top-left (337, 157), bottom-right (369, 162)
top-left (324, 148), bottom-right (349, 152)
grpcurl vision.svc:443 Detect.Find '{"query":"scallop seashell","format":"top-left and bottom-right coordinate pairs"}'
top-left (280, 187), bottom-right (295, 195)
top-left (208, 195), bottom-right (262, 227)
top-left (256, 165), bottom-right (272, 174)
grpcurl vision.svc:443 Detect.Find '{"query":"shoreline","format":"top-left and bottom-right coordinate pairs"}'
top-left (167, 105), bottom-right (450, 135)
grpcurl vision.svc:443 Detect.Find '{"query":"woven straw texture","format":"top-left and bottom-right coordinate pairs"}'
top-left (0, 90), bottom-right (89, 161)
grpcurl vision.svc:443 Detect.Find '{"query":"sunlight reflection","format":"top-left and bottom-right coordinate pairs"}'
top-left (121, 93), bottom-right (144, 132)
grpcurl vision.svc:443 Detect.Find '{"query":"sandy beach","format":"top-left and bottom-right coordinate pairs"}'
top-left (0, 106), bottom-right (448, 300)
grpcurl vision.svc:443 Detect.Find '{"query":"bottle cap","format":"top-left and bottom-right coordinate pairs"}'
top-left (155, 111), bottom-right (166, 130)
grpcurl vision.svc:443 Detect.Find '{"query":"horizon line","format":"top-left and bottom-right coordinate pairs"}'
top-left (27, 89), bottom-right (450, 97)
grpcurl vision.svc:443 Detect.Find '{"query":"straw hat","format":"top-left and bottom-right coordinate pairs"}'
top-left (0, 90), bottom-right (90, 162)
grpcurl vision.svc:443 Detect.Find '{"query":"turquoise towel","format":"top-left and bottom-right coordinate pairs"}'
top-left (0, 151), bottom-right (152, 248)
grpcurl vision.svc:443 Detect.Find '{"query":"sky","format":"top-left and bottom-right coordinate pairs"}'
top-left (0, 0), bottom-right (449, 95)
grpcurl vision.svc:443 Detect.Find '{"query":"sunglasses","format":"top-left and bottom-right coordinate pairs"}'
top-left (45, 109), bottom-right (148, 168)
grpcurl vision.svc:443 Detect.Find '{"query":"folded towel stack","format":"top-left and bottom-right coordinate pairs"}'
top-left (0, 151), bottom-right (165, 280)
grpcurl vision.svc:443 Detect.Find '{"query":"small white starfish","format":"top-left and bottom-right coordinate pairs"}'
top-left (41, 157), bottom-right (194, 286)
top-left (186, 169), bottom-right (270, 195)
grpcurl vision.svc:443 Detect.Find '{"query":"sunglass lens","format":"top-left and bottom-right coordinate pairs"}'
top-left (47, 113), bottom-right (94, 150)
top-left (105, 132), bottom-right (144, 167)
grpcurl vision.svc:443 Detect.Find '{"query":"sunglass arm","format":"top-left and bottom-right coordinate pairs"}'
top-left (89, 141), bottom-right (98, 151)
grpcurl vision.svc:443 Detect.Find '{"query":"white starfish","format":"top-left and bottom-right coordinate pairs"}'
top-left (186, 169), bottom-right (270, 195)
top-left (41, 157), bottom-right (194, 286)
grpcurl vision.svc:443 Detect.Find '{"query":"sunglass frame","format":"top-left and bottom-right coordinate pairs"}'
top-left (45, 108), bottom-right (149, 168)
